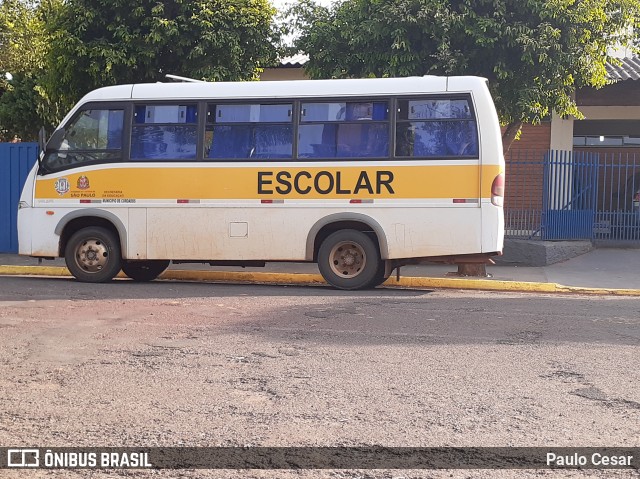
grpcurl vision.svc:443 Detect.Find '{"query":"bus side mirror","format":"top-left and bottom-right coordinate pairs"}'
top-left (47, 128), bottom-right (66, 151)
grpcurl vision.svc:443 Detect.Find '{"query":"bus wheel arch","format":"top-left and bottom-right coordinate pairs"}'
top-left (317, 229), bottom-right (382, 290)
top-left (307, 214), bottom-right (389, 263)
top-left (64, 226), bottom-right (122, 283)
top-left (56, 210), bottom-right (127, 259)
top-left (307, 215), bottom-right (389, 290)
top-left (56, 212), bottom-right (126, 283)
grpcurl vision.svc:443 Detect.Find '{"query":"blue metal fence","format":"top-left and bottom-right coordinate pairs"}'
top-left (594, 152), bottom-right (640, 241)
top-left (505, 149), bottom-right (640, 242)
top-left (0, 143), bottom-right (38, 253)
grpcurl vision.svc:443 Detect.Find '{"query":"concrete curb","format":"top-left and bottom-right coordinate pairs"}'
top-left (2, 264), bottom-right (640, 296)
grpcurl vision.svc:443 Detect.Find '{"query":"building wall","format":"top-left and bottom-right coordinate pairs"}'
top-left (260, 67), bottom-right (307, 81)
top-left (577, 81), bottom-right (640, 106)
top-left (502, 123), bottom-right (551, 223)
top-left (573, 80), bottom-right (640, 210)
top-left (507, 122), bottom-right (551, 151)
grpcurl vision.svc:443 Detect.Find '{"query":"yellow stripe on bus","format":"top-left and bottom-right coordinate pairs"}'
top-left (35, 165), bottom-right (502, 200)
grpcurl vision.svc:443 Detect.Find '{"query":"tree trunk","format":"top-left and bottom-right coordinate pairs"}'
top-left (457, 263), bottom-right (487, 277)
top-left (502, 121), bottom-right (523, 153)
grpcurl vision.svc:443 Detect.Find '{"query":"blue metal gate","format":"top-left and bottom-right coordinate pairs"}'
top-left (0, 143), bottom-right (38, 253)
top-left (542, 150), bottom-right (599, 240)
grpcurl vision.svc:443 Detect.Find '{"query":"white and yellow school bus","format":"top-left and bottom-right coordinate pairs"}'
top-left (18, 76), bottom-right (504, 290)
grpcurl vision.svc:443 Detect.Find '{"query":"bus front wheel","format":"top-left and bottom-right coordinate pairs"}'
top-left (370, 261), bottom-right (390, 287)
top-left (64, 226), bottom-right (122, 283)
top-left (121, 260), bottom-right (170, 282)
top-left (318, 230), bottom-right (381, 290)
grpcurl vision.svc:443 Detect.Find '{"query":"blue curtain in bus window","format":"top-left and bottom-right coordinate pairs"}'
top-left (207, 104), bottom-right (292, 159)
top-left (253, 125), bottom-right (293, 158)
top-left (107, 110), bottom-right (124, 149)
top-left (131, 105), bottom-right (198, 160)
top-left (344, 102), bottom-right (388, 121)
top-left (299, 123), bottom-right (388, 159)
top-left (298, 124), bottom-right (338, 158)
top-left (209, 125), bottom-right (293, 159)
top-left (395, 97), bottom-right (478, 158)
top-left (396, 121), bottom-right (478, 157)
top-left (336, 123), bottom-right (388, 158)
top-left (299, 101), bottom-right (388, 158)
top-left (131, 126), bottom-right (197, 160)
top-left (209, 126), bottom-right (252, 158)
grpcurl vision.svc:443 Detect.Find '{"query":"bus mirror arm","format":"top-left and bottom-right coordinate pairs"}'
top-left (38, 128), bottom-right (65, 173)
top-left (38, 127), bottom-right (47, 162)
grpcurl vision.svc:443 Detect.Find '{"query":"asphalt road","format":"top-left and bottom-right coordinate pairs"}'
top-left (0, 276), bottom-right (639, 479)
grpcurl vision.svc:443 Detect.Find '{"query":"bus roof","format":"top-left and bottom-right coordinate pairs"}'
top-left (80, 76), bottom-right (489, 103)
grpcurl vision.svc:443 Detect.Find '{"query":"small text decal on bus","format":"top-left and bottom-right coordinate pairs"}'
top-left (258, 170), bottom-right (395, 196)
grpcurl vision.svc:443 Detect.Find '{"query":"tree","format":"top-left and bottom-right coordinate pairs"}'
top-left (0, 0), bottom-right (50, 74)
top-left (0, 0), bottom-right (61, 140)
top-left (44, 0), bottom-right (281, 114)
top-left (288, 0), bottom-right (640, 151)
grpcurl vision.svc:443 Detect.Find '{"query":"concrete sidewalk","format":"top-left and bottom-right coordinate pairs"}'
top-left (1, 248), bottom-right (639, 295)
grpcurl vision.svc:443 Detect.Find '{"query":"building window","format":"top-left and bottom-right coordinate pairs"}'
top-left (573, 120), bottom-right (640, 148)
top-left (573, 136), bottom-right (640, 147)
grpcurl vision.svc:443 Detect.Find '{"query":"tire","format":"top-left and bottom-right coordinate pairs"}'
top-left (317, 229), bottom-right (381, 290)
top-left (121, 260), bottom-right (170, 282)
top-left (370, 261), bottom-right (390, 287)
top-left (64, 226), bottom-right (122, 283)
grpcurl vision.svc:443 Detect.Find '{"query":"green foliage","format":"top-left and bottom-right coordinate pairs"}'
top-left (0, 0), bottom-right (49, 74)
top-left (44, 0), bottom-right (281, 114)
top-left (289, 0), bottom-right (640, 137)
top-left (0, 0), bottom-right (62, 140)
top-left (0, 72), bottom-right (38, 140)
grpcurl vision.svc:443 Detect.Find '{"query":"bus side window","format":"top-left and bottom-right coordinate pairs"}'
top-left (395, 97), bottom-right (478, 158)
top-left (130, 104), bottom-right (198, 161)
top-left (206, 104), bottom-right (293, 160)
top-left (42, 109), bottom-right (124, 172)
top-left (298, 101), bottom-right (389, 159)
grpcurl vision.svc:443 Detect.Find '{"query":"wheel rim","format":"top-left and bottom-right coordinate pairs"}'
top-left (74, 238), bottom-right (109, 273)
top-left (329, 240), bottom-right (367, 278)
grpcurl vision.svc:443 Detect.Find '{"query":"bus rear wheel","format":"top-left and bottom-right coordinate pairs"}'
top-left (65, 226), bottom-right (122, 283)
top-left (318, 229), bottom-right (381, 290)
top-left (121, 260), bottom-right (170, 282)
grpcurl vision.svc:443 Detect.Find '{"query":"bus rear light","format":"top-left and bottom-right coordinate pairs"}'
top-left (491, 172), bottom-right (504, 207)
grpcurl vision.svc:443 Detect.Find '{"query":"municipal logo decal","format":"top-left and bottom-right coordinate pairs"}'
top-left (77, 175), bottom-right (90, 190)
top-left (54, 177), bottom-right (70, 196)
